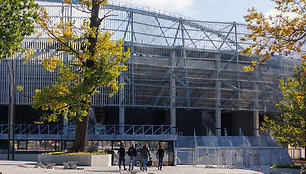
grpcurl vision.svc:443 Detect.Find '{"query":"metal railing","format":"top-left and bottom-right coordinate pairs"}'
top-left (0, 124), bottom-right (61, 135)
top-left (87, 124), bottom-right (174, 135)
top-left (0, 124), bottom-right (174, 135)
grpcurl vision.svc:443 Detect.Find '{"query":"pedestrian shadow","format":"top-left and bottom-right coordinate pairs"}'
top-left (24, 162), bottom-right (36, 165)
top-left (0, 164), bottom-right (17, 166)
top-left (86, 170), bottom-right (119, 173)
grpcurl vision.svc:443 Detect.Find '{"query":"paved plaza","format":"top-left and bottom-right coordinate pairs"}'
top-left (0, 160), bottom-right (272, 174)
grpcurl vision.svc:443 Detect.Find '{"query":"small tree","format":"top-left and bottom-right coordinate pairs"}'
top-left (0, 0), bottom-right (39, 60)
top-left (262, 63), bottom-right (305, 149)
top-left (33, 0), bottom-right (129, 152)
top-left (0, 0), bottom-right (39, 159)
top-left (241, 0), bottom-right (305, 71)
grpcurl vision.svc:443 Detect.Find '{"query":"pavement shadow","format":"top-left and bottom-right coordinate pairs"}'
top-left (0, 163), bottom-right (21, 166)
top-left (24, 162), bottom-right (36, 165)
top-left (85, 170), bottom-right (118, 173)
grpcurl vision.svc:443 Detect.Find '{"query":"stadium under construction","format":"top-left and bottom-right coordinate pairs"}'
top-left (0, 0), bottom-right (303, 166)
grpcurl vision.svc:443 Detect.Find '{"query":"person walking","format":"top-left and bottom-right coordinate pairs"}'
top-left (140, 144), bottom-right (151, 171)
top-left (156, 145), bottom-right (165, 170)
top-left (118, 144), bottom-right (127, 171)
top-left (127, 144), bottom-right (137, 171)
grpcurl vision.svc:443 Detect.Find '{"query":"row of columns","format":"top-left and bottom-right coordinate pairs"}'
top-left (117, 51), bottom-right (260, 136)
top-left (117, 51), bottom-right (177, 132)
top-left (214, 53), bottom-right (260, 136)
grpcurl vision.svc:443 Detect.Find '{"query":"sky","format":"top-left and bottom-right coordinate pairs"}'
top-left (114, 0), bottom-right (277, 23)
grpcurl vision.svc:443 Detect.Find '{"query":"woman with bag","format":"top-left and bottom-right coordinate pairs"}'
top-left (140, 144), bottom-right (151, 171)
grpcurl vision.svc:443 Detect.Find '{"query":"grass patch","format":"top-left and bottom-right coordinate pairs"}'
top-left (271, 164), bottom-right (300, 169)
top-left (44, 151), bottom-right (108, 155)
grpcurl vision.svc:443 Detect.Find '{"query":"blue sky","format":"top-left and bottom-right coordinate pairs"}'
top-left (118, 0), bottom-right (277, 23)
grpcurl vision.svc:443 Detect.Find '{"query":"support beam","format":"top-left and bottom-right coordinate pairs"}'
top-left (253, 110), bottom-right (259, 136)
top-left (170, 51), bottom-right (176, 133)
top-left (253, 72), bottom-right (260, 136)
top-left (119, 74), bottom-right (125, 134)
top-left (63, 115), bottom-right (68, 137)
top-left (234, 22), bottom-right (241, 110)
top-left (153, 86), bottom-right (167, 106)
top-left (155, 17), bottom-right (170, 46)
top-left (130, 12), bottom-right (135, 107)
top-left (180, 20), bottom-right (190, 108)
top-left (119, 106), bottom-right (125, 125)
top-left (215, 54), bottom-right (221, 136)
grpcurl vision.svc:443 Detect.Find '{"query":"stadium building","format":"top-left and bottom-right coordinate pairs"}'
top-left (0, 0), bottom-right (303, 165)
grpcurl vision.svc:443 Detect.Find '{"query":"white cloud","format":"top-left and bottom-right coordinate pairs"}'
top-left (264, 9), bottom-right (298, 19)
top-left (113, 0), bottom-right (195, 14)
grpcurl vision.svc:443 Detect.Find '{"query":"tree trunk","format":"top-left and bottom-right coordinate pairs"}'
top-left (7, 70), bottom-right (11, 160)
top-left (6, 59), bottom-right (15, 160)
top-left (88, 0), bottom-right (101, 56)
top-left (70, 0), bottom-right (102, 152)
top-left (70, 0), bottom-right (104, 152)
top-left (71, 111), bottom-right (90, 152)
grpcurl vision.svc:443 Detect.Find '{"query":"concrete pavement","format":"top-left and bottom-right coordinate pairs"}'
top-left (0, 160), bottom-right (269, 174)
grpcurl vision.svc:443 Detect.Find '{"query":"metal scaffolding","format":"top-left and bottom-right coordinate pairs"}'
top-left (0, 2), bottom-right (302, 130)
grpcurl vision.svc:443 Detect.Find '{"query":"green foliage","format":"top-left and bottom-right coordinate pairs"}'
top-left (241, 0), bottom-right (306, 71)
top-left (32, 0), bottom-right (129, 123)
top-left (0, 0), bottom-right (39, 60)
top-left (271, 164), bottom-right (300, 169)
top-left (262, 62), bottom-right (306, 148)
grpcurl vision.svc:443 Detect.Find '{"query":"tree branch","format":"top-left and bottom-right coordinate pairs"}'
top-left (72, 4), bottom-right (91, 14)
top-left (99, 10), bottom-right (116, 22)
top-left (41, 25), bottom-right (85, 64)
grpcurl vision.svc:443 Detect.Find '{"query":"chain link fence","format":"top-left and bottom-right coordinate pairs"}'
top-left (175, 147), bottom-right (292, 167)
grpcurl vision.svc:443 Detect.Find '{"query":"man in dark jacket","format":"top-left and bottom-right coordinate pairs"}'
top-left (118, 144), bottom-right (127, 171)
top-left (156, 145), bottom-right (165, 170)
top-left (140, 144), bottom-right (150, 171)
top-left (127, 144), bottom-right (137, 171)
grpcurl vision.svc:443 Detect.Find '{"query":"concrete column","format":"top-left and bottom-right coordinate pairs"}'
top-left (119, 75), bottom-right (125, 134)
top-left (89, 107), bottom-right (96, 123)
top-left (61, 113), bottom-right (68, 151)
top-left (253, 72), bottom-right (260, 136)
top-left (253, 110), bottom-right (259, 136)
top-left (170, 50), bottom-right (176, 133)
top-left (89, 107), bottom-right (97, 134)
top-left (215, 54), bottom-right (221, 136)
top-left (63, 115), bottom-right (68, 137)
top-left (119, 106), bottom-right (125, 125)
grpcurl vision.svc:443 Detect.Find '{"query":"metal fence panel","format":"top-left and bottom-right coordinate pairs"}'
top-left (176, 147), bottom-right (292, 167)
top-left (176, 148), bottom-right (194, 165)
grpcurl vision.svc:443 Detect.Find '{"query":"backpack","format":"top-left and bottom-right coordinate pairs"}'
top-left (128, 148), bottom-right (133, 156)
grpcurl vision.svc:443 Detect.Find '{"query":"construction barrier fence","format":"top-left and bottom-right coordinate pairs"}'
top-left (175, 146), bottom-right (292, 167)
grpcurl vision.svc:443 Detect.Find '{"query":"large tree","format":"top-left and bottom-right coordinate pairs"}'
top-left (33, 0), bottom-right (129, 152)
top-left (241, 0), bottom-right (305, 149)
top-left (262, 63), bottom-right (305, 149)
top-left (0, 0), bottom-right (39, 159)
top-left (241, 0), bottom-right (305, 71)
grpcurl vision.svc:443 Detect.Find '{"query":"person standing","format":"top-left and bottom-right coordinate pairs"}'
top-left (127, 144), bottom-right (137, 171)
top-left (140, 144), bottom-right (151, 171)
top-left (118, 144), bottom-right (127, 171)
top-left (156, 145), bottom-right (165, 170)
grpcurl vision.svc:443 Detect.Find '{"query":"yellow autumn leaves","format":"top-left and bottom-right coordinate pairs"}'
top-left (32, 0), bottom-right (129, 124)
top-left (42, 56), bottom-right (61, 72)
top-left (241, 0), bottom-right (306, 71)
top-left (64, 0), bottom-right (108, 6)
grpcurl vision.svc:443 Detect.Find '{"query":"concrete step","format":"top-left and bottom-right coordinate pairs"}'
top-left (231, 136), bottom-right (249, 147)
top-left (247, 136), bottom-right (264, 147)
top-left (202, 136), bottom-right (219, 147)
top-left (218, 136), bottom-right (231, 147)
